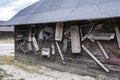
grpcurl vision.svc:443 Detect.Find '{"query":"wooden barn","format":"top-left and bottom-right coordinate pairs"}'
top-left (2, 0), bottom-right (120, 79)
top-left (0, 21), bottom-right (14, 38)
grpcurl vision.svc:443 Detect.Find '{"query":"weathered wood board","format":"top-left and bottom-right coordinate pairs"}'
top-left (55, 23), bottom-right (63, 41)
top-left (70, 25), bottom-right (81, 53)
top-left (114, 27), bottom-right (120, 48)
top-left (88, 33), bottom-right (115, 40)
top-left (63, 38), bottom-right (68, 53)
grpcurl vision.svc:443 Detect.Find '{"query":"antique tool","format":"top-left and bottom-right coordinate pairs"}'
top-left (32, 35), bottom-right (39, 51)
top-left (82, 45), bottom-right (109, 72)
top-left (32, 27), bottom-right (39, 52)
top-left (56, 41), bottom-right (66, 64)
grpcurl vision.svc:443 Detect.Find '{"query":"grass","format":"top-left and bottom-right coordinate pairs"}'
top-left (0, 56), bottom-right (34, 80)
top-left (0, 56), bottom-right (45, 74)
top-left (0, 56), bottom-right (14, 65)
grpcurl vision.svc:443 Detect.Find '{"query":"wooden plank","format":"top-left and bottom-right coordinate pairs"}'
top-left (88, 33), bottom-right (115, 40)
top-left (56, 41), bottom-right (66, 64)
top-left (82, 45), bottom-right (109, 72)
top-left (55, 23), bottom-right (63, 41)
top-left (114, 27), bottom-right (120, 48)
top-left (97, 41), bottom-right (109, 59)
top-left (63, 38), bottom-right (68, 53)
top-left (70, 25), bottom-right (81, 53)
top-left (80, 27), bottom-right (83, 38)
top-left (81, 24), bottom-right (94, 41)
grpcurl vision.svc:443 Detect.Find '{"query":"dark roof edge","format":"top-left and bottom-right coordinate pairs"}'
top-left (2, 16), bottom-right (120, 26)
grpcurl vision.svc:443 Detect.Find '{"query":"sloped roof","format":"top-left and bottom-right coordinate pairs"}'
top-left (3, 0), bottom-right (120, 26)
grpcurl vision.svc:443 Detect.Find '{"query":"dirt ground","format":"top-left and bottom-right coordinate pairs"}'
top-left (0, 65), bottom-right (96, 80)
top-left (0, 41), bottom-right (98, 80)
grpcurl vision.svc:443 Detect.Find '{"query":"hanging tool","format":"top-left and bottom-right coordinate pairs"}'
top-left (32, 27), bottom-right (39, 52)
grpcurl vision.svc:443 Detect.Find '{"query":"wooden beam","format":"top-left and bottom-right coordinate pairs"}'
top-left (97, 41), bottom-right (109, 59)
top-left (82, 45), bottom-right (109, 72)
top-left (81, 24), bottom-right (94, 41)
top-left (114, 27), bottom-right (120, 48)
top-left (56, 41), bottom-right (66, 64)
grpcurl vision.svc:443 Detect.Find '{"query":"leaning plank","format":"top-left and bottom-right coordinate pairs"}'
top-left (81, 34), bottom-right (89, 41)
top-left (55, 23), bottom-right (63, 41)
top-left (114, 27), bottom-right (120, 48)
top-left (81, 24), bottom-right (94, 41)
top-left (56, 41), bottom-right (66, 64)
top-left (97, 41), bottom-right (109, 59)
top-left (70, 25), bottom-right (81, 53)
top-left (82, 45), bottom-right (109, 72)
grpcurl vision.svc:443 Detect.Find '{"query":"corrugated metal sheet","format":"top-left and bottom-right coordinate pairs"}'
top-left (2, 0), bottom-right (120, 25)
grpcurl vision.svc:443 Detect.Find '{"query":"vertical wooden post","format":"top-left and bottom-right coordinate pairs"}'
top-left (114, 27), bottom-right (120, 48)
top-left (63, 38), bottom-right (68, 53)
